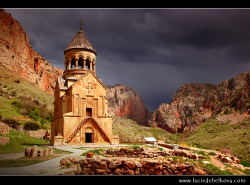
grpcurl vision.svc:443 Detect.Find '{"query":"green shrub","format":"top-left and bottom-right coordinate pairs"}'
top-left (2, 118), bottom-right (20, 129)
top-left (18, 109), bottom-right (28, 115)
top-left (193, 142), bottom-right (202, 148)
top-left (18, 96), bottom-right (37, 111)
top-left (11, 96), bottom-right (53, 123)
top-left (28, 108), bottom-right (41, 121)
top-left (133, 145), bottom-right (140, 150)
top-left (240, 160), bottom-right (250, 167)
top-left (23, 121), bottom-right (40, 130)
top-left (208, 152), bottom-right (216, 156)
top-left (203, 163), bottom-right (233, 175)
top-left (11, 100), bottom-right (22, 109)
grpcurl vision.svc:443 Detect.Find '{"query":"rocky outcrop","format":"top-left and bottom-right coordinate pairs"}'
top-left (106, 84), bottom-right (151, 126)
top-left (0, 9), bottom-right (63, 95)
top-left (151, 72), bottom-right (250, 133)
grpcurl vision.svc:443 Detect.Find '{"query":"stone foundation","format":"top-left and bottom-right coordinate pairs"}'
top-left (60, 147), bottom-right (207, 175)
top-left (104, 147), bottom-right (204, 160)
top-left (27, 130), bottom-right (51, 140)
top-left (0, 122), bottom-right (9, 134)
top-left (61, 157), bottom-right (207, 175)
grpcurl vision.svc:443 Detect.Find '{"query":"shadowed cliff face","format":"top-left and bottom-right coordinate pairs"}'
top-left (151, 72), bottom-right (250, 133)
top-left (106, 84), bottom-right (151, 126)
top-left (0, 9), bottom-right (63, 95)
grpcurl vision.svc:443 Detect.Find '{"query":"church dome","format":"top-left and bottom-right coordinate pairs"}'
top-left (64, 28), bottom-right (97, 55)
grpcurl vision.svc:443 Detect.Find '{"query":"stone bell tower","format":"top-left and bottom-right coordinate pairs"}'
top-left (50, 23), bottom-right (119, 146)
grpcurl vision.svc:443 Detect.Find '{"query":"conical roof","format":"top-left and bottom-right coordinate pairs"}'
top-left (64, 28), bottom-right (97, 55)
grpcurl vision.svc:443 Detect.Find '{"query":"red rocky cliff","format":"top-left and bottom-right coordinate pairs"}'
top-left (106, 84), bottom-right (151, 126)
top-left (151, 72), bottom-right (250, 133)
top-left (0, 9), bottom-right (63, 95)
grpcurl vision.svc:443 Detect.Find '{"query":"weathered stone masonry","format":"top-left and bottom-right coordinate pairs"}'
top-left (60, 147), bottom-right (207, 175)
top-left (62, 157), bottom-right (207, 175)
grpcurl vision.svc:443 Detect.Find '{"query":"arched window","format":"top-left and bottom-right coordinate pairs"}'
top-left (86, 58), bottom-right (90, 70)
top-left (71, 58), bottom-right (76, 69)
top-left (78, 57), bottom-right (84, 69)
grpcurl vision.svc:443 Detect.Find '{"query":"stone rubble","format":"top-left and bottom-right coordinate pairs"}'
top-left (60, 146), bottom-right (245, 175)
top-left (60, 147), bottom-right (208, 175)
top-left (217, 153), bottom-right (240, 164)
top-left (61, 157), bottom-right (207, 175)
top-left (103, 147), bottom-right (204, 160)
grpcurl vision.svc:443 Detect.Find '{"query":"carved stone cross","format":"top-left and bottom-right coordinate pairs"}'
top-left (86, 83), bottom-right (94, 94)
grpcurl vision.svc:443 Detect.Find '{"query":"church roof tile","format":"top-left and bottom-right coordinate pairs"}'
top-left (64, 29), bottom-right (96, 55)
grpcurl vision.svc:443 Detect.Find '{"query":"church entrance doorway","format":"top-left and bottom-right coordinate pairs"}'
top-left (85, 133), bottom-right (93, 143)
top-left (86, 108), bottom-right (92, 117)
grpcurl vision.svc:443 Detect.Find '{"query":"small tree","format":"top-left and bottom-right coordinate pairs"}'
top-left (24, 121), bottom-right (40, 130)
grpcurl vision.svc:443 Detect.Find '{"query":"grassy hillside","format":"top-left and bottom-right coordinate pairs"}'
top-left (0, 66), bottom-right (53, 108)
top-left (182, 115), bottom-right (250, 163)
top-left (0, 66), bottom-right (54, 128)
top-left (112, 115), bottom-right (180, 143)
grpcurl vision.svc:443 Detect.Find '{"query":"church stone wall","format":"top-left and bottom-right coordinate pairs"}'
top-left (50, 27), bottom-right (118, 146)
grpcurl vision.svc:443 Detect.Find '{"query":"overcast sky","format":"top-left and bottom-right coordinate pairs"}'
top-left (5, 8), bottom-right (250, 111)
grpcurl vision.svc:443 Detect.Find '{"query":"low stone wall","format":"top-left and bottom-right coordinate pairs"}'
top-left (0, 122), bottom-right (9, 134)
top-left (61, 157), bottom-right (207, 175)
top-left (27, 130), bottom-right (51, 139)
top-left (103, 147), bottom-right (203, 160)
top-left (0, 136), bottom-right (9, 145)
top-left (158, 143), bottom-right (190, 150)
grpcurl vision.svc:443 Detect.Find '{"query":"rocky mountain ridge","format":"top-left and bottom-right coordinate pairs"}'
top-left (0, 9), bottom-right (63, 95)
top-left (106, 84), bottom-right (151, 126)
top-left (151, 72), bottom-right (250, 133)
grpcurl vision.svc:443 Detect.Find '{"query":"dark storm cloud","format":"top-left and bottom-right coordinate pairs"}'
top-left (5, 9), bottom-right (250, 111)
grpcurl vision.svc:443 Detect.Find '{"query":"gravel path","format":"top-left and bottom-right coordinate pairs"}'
top-left (0, 153), bottom-right (24, 160)
top-left (0, 146), bottom-right (86, 175)
top-left (0, 144), bottom-right (127, 175)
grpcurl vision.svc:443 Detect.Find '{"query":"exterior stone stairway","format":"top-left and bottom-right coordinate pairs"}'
top-left (65, 117), bottom-right (110, 144)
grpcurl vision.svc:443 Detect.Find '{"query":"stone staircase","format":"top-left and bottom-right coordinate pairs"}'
top-left (65, 117), bottom-right (110, 144)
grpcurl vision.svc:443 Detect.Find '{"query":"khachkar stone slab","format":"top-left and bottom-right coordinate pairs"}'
top-left (25, 145), bottom-right (53, 157)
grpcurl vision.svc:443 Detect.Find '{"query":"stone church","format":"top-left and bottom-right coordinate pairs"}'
top-left (50, 25), bottom-right (119, 146)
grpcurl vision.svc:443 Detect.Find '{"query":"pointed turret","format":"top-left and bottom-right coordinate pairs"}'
top-left (64, 28), bottom-right (97, 55)
top-left (63, 24), bottom-right (97, 79)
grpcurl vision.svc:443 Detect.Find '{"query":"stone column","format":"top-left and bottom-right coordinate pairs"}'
top-left (90, 62), bottom-right (93, 71)
top-left (75, 58), bottom-right (78, 69)
top-left (83, 59), bottom-right (86, 70)
top-left (68, 61), bottom-right (71, 70)
top-left (93, 63), bottom-right (96, 72)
